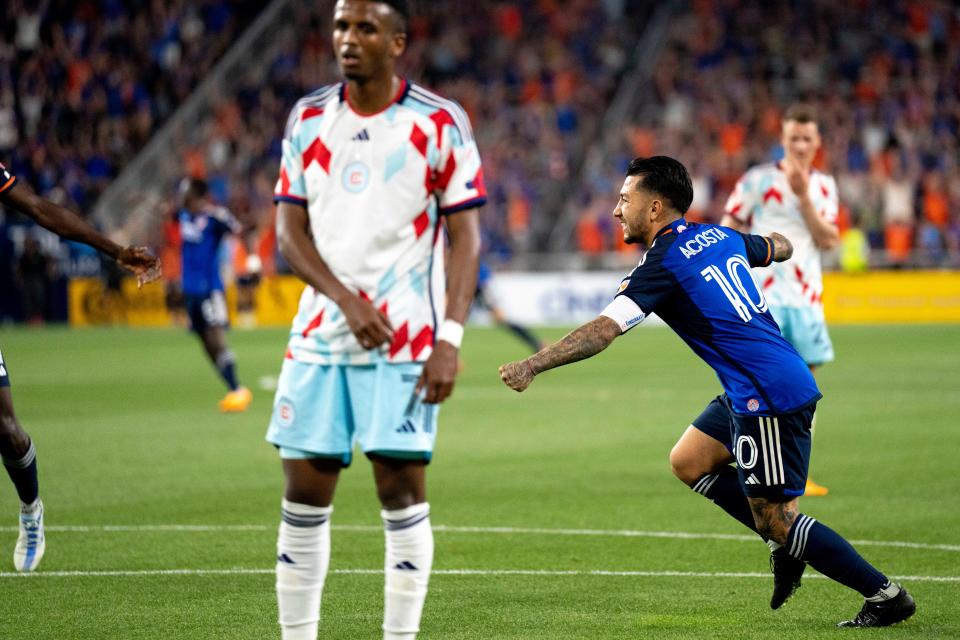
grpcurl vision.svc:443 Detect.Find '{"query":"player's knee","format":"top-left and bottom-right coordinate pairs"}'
top-left (0, 413), bottom-right (28, 451)
top-left (376, 484), bottom-right (420, 510)
top-left (668, 442), bottom-right (702, 486)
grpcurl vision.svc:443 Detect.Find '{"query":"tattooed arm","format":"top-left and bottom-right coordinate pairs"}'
top-left (769, 232), bottom-right (793, 262)
top-left (499, 316), bottom-right (622, 392)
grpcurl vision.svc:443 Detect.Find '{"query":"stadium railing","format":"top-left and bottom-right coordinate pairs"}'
top-left (545, 0), bottom-right (679, 254)
top-left (90, 0), bottom-right (296, 244)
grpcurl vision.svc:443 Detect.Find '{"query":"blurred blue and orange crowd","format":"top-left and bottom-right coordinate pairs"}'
top-left (1, 0), bottom-right (958, 323)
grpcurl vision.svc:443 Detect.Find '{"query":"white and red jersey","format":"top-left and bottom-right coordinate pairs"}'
top-left (724, 162), bottom-right (838, 309)
top-left (275, 80), bottom-right (486, 365)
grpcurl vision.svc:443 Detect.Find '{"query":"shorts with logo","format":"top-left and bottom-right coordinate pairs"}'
top-left (769, 305), bottom-right (834, 366)
top-left (0, 349), bottom-right (9, 388)
top-left (184, 290), bottom-right (229, 333)
top-left (692, 394), bottom-right (816, 498)
top-left (265, 358), bottom-right (438, 466)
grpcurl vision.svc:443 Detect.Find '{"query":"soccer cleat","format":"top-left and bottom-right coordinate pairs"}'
top-left (804, 478), bottom-right (829, 496)
top-left (14, 500), bottom-right (45, 572)
top-left (770, 547), bottom-right (805, 609)
top-left (837, 586), bottom-right (916, 627)
top-left (219, 386), bottom-right (252, 413)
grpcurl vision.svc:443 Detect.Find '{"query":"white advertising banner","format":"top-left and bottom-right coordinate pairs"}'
top-left (480, 271), bottom-right (664, 327)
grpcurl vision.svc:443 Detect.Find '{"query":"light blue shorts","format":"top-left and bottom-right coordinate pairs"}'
top-left (769, 306), bottom-right (834, 367)
top-left (265, 359), bottom-right (438, 466)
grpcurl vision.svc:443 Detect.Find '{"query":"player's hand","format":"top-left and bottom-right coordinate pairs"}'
top-left (117, 246), bottom-right (162, 288)
top-left (499, 359), bottom-right (536, 392)
top-left (784, 159), bottom-right (809, 198)
top-left (245, 254), bottom-right (263, 286)
top-left (416, 341), bottom-right (458, 404)
top-left (340, 293), bottom-right (394, 350)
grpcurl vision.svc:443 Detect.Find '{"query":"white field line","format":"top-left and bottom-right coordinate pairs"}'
top-left (1, 568), bottom-right (958, 582)
top-left (0, 523), bottom-right (956, 553)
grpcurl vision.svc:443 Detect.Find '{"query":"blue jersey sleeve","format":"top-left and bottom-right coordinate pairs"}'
top-left (739, 232), bottom-right (774, 268)
top-left (618, 250), bottom-right (676, 315)
top-left (208, 206), bottom-right (243, 237)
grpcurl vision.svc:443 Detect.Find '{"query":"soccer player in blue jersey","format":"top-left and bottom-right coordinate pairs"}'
top-left (500, 156), bottom-right (915, 628)
top-left (177, 178), bottom-right (256, 412)
top-left (0, 161), bottom-right (160, 571)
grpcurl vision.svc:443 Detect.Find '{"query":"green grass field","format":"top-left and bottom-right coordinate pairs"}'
top-left (0, 324), bottom-right (958, 639)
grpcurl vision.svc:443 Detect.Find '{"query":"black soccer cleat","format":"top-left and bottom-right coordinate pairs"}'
top-left (769, 547), bottom-right (805, 609)
top-left (837, 586), bottom-right (916, 628)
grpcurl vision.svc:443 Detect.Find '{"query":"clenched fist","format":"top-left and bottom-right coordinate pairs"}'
top-left (499, 359), bottom-right (536, 392)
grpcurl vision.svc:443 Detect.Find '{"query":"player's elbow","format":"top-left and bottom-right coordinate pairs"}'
top-left (814, 230), bottom-right (841, 251)
top-left (720, 215), bottom-right (747, 232)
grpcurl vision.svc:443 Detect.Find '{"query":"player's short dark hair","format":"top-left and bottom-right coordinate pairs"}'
top-left (380, 0), bottom-right (409, 22)
top-left (179, 177), bottom-right (208, 200)
top-left (783, 103), bottom-right (818, 125)
top-left (625, 156), bottom-right (693, 214)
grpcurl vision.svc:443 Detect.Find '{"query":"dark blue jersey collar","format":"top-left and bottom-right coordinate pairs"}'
top-left (654, 217), bottom-right (688, 239)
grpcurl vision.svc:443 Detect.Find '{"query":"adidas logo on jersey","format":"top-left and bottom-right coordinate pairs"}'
top-left (351, 129), bottom-right (370, 141)
top-left (396, 419), bottom-right (416, 434)
top-left (745, 473), bottom-right (761, 485)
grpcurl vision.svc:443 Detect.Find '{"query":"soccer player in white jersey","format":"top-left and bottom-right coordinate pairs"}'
top-left (265, 1), bottom-right (484, 638)
top-left (722, 104), bottom-right (840, 497)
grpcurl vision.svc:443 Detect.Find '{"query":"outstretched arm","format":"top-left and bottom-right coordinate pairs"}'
top-left (1, 180), bottom-right (160, 285)
top-left (499, 315), bottom-right (621, 392)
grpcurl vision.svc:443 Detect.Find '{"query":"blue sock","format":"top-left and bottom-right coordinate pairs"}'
top-left (787, 514), bottom-right (889, 597)
top-left (694, 466), bottom-right (761, 537)
top-left (3, 440), bottom-right (39, 505)
top-left (216, 350), bottom-right (239, 391)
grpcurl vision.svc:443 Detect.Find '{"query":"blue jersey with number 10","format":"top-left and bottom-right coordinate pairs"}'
top-left (607, 218), bottom-right (821, 416)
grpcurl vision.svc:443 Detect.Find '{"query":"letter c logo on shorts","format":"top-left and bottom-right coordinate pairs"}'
top-left (276, 398), bottom-right (296, 429)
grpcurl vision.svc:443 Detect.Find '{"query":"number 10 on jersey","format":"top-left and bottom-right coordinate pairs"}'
top-left (701, 256), bottom-right (768, 322)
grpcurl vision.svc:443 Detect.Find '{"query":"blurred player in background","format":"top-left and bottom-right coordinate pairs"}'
top-left (473, 259), bottom-right (543, 353)
top-left (266, 0), bottom-right (484, 637)
top-left (177, 177), bottom-right (258, 413)
top-left (0, 161), bottom-right (160, 571)
top-left (722, 104), bottom-right (840, 497)
top-left (501, 156), bottom-right (915, 628)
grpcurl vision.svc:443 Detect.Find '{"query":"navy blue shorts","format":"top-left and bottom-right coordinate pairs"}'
top-left (184, 290), bottom-right (229, 334)
top-left (692, 395), bottom-right (816, 498)
top-left (0, 348), bottom-right (9, 388)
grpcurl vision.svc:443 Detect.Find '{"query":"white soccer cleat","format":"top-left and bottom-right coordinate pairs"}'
top-left (14, 500), bottom-right (45, 572)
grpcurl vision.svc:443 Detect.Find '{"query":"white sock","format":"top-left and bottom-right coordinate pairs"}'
top-left (767, 539), bottom-right (782, 552)
top-left (866, 581), bottom-right (902, 602)
top-left (382, 502), bottom-right (433, 640)
top-left (276, 499), bottom-right (332, 640)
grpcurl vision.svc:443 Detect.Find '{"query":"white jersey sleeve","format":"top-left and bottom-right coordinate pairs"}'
top-left (818, 174), bottom-right (839, 225)
top-left (724, 170), bottom-right (759, 224)
top-left (430, 102), bottom-right (486, 214)
top-left (274, 88), bottom-right (339, 207)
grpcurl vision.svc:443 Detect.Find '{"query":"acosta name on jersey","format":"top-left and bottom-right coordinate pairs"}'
top-left (678, 227), bottom-right (730, 259)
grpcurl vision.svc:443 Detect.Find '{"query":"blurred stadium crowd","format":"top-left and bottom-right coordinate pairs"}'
top-left (577, 0), bottom-right (960, 268)
top-left (1, 0), bottom-right (959, 324)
